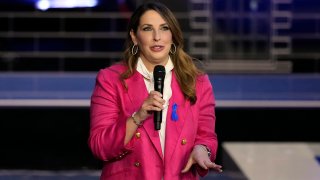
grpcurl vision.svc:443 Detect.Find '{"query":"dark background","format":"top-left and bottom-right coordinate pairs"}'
top-left (1, 107), bottom-right (319, 170)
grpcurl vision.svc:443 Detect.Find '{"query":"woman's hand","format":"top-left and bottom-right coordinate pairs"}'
top-left (181, 145), bottom-right (223, 173)
top-left (135, 90), bottom-right (165, 123)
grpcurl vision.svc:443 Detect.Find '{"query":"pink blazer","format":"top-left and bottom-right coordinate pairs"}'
top-left (89, 64), bottom-right (218, 180)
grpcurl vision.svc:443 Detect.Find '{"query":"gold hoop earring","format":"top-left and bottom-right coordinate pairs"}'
top-left (131, 44), bottom-right (139, 55)
top-left (170, 43), bottom-right (176, 54)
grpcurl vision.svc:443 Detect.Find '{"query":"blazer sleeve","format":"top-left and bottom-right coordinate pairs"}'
top-left (88, 68), bottom-right (134, 161)
top-left (194, 74), bottom-right (218, 176)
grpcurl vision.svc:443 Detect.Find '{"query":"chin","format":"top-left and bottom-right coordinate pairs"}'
top-left (153, 57), bottom-right (168, 63)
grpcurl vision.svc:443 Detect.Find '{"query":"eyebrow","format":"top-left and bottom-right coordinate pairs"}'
top-left (141, 23), bottom-right (169, 27)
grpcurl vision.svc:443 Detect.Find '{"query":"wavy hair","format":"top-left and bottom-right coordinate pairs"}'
top-left (121, 1), bottom-right (203, 104)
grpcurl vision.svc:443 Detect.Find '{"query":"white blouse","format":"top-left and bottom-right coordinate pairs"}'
top-left (136, 57), bottom-right (174, 156)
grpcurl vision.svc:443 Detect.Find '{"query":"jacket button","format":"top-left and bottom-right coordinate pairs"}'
top-left (135, 132), bottom-right (141, 139)
top-left (181, 139), bottom-right (187, 145)
top-left (134, 162), bottom-right (140, 167)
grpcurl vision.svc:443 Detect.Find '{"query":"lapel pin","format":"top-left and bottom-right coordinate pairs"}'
top-left (171, 103), bottom-right (178, 121)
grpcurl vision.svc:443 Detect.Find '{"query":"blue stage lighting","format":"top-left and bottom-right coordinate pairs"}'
top-left (36, 0), bottom-right (98, 11)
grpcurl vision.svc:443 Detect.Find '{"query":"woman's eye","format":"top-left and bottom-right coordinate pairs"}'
top-left (143, 27), bottom-right (152, 31)
top-left (161, 26), bottom-right (170, 31)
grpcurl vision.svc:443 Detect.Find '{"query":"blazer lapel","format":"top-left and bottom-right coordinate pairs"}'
top-left (164, 73), bottom-right (190, 162)
top-left (126, 71), bottom-right (148, 113)
top-left (126, 71), bottom-right (164, 160)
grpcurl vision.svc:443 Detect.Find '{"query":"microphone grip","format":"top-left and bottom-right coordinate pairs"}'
top-left (154, 111), bottom-right (162, 130)
top-left (154, 79), bottom-right (163, 131)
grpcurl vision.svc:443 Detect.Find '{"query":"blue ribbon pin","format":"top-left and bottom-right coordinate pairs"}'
top-left (171, 103), bottom-right (178, 122)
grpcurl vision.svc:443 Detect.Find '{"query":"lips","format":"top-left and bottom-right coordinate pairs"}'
top-left (150, 45), bottom-right (164, 52)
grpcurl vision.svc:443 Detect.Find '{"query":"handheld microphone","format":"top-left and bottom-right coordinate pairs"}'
top-left (153, 65), bottom-right (166, 130)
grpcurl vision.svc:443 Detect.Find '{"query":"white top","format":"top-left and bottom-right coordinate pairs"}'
top-left (136, 57), bottom-right (174, 156)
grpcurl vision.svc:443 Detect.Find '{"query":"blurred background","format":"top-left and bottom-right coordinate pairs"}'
top-left (0, 0), bottom-right (319, 179)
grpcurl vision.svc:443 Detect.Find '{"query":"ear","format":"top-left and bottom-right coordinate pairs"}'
top-left (130, 30), bottom-right (137, 45)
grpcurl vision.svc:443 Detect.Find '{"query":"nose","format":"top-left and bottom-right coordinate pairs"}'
top-left (153, 30), bottom-right (161, 41)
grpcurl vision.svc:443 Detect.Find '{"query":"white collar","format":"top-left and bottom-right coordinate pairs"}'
top-left (136, 57), bottom-right (174, 82)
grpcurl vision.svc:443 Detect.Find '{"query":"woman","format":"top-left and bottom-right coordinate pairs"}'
top-left (89, 1), bottom-right (222, 180)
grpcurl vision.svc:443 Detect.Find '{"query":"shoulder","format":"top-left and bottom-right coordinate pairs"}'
top-left (100, 62), bottom-right (127, 75)
top-left (196, 73), bottom-right (213, 91)
top-left (97, 62), bottom-right (127, 79)
top-left (94, 63), bottom-right (128, 86)
top-left (197, 73), bottom-right (210, 84)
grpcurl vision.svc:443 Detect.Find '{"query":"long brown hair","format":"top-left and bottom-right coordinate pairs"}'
top-left (121, 1), bottom-right (203, 104)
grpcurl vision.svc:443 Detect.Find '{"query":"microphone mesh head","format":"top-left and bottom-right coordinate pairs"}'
top-left (153, 65), bottom-right (166, 80)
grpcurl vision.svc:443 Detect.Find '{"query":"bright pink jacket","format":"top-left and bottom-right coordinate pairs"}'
top-left (89, 64), bottom-right (218, 180)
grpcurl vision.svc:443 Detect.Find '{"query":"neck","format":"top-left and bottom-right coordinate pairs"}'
top-left (140, 58), bottom-right (169, 72)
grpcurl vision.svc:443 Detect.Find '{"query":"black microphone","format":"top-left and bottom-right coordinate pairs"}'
top-left (153, 65), bottom-right (166, 131)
